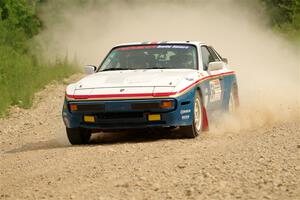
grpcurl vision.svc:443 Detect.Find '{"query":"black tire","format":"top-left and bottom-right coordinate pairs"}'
top-left (178, 92), bottom-right (203, 138)
top-left (66, 127), bottom-right (91, 145)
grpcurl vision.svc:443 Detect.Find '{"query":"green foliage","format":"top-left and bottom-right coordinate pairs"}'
top-left (0, 0), bottom-right (40, 37)
top-left (261, 0), bottom-right (300, 42)
top-left (261, 0), bottom-right (300, 26)
top-left (0, 0), bottom-right (78, 116)
top-left (0, 44), bottom-right (77, 116)
top-left (0, 0), bottom-right (40, 52)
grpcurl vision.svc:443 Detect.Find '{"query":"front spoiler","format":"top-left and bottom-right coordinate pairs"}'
top-left (62, 88), bottom-right (196, 130)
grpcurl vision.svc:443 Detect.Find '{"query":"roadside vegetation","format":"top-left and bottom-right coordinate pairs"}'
top-left (0, 0), bottom-right (299, 116)
top-left (0, 0), bottom-right (78, 116)
top-left (261, 0), bottom-right (300, 44)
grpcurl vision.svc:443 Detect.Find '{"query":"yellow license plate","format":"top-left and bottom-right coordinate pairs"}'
top-left (148, 114), bottom-right (161, 121)
top-left (84, 115), bottom-right (95, 123)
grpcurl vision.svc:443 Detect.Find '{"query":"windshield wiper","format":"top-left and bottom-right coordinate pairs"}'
top-left (100, 68), bottom-right (130, 72)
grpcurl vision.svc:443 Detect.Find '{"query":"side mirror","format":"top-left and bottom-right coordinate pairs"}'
top-left (222, 58), bottom-right (228, 64)
top-left (208, 61), bottom-right (226, 71)
top-left (84, 65), bottom-right (97, 74)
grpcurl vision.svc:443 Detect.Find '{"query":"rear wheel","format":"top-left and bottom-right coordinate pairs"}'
top-left (66, 127), bottom-right (91, 145)
top-left (178, 92), bottom-right (203, 138)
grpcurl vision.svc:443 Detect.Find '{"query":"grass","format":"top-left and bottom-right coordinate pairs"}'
top-left (0, 44), bottom-right (78, 116)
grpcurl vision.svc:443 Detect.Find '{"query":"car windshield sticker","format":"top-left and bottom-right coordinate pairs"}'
top-left (157, 45), bottom-right (190, 49)
top-left (117, 45), bottom-right (191, 51)
top-left (117, 45), bottom-right (158, 51)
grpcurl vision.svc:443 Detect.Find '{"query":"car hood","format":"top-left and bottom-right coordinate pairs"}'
top-left (75, 69), bottom-right (197, 89)
top-left (67, 69), bottom-right (199, 98)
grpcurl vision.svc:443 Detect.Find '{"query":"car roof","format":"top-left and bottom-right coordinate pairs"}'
top-left (114, 41), bottom-right (206, 48)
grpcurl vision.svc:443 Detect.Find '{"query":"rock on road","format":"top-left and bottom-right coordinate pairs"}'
top-left (0, 75), bottom-right (299, 200)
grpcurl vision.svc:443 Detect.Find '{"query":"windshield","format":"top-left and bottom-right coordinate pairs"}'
top-left (99, 44), bottom-right (198, 71)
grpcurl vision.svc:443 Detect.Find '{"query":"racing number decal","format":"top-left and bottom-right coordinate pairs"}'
top-left (209, 79), bottom-right (222, 102)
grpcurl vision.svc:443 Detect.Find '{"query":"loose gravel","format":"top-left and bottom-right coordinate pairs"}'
top-left (0, 75), bottom-right (299, 200)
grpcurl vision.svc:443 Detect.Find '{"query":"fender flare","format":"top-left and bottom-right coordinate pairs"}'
top-left (196, 87), bottom-right (209, 131)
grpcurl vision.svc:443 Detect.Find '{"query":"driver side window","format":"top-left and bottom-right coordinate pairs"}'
top-left (201, 46), bottom-right (214, 70)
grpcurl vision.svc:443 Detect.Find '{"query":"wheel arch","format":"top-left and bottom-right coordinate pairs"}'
top-left (195, 86), bottom-right (209, 131)
top-left (231, 80), bottom-right (240, 107)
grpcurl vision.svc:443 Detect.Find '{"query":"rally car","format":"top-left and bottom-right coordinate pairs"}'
top-left (62, 41), bottom-right (239, 144)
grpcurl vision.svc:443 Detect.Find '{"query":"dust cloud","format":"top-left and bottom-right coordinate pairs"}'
top-left (38, 0), bottom-right (299, 132)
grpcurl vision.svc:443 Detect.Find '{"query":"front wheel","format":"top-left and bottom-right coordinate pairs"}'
top-left (178, 92), bottom-right (203, 138)
top-left (66, 127), bottom-right (91, 145)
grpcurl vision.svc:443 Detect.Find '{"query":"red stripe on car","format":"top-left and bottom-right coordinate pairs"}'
top-left (67, 71), bottom-right (235, 100)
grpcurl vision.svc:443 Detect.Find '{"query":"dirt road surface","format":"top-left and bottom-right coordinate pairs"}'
top-left (0, 76), bottom-right (299, 200)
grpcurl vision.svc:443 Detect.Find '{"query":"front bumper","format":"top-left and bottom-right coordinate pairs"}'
top-left (62, 89), bottom-right (195, 130)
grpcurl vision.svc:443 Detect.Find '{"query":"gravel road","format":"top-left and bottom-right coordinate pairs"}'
top-left (0, 75), bottom-right (299, 200)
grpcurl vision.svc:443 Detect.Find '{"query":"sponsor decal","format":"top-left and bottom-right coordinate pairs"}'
top-left (204, 88), bottom-right (209, 108)
top-left (181, 115), bottom-right (190, 120)
top-left (117, 45), bottom-right (157, 51)
top-left (117, 45), bottom-right (190, 51)
top-left (180, 109), bottom-right (191, 115)
top-left (185, 77), bottom-right (194, 81)
top-left (157, 45), bottom-right (190, 49)
top-left (209, 79), bottom-right (222, 102)
top-left (157, 45), bottom-right (172, 48)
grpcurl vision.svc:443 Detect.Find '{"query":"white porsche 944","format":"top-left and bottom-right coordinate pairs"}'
top-left (62, 41), bottom-right (239, 144)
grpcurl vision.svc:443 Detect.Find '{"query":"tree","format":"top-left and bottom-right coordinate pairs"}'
top-left (0, 0), bottom-right (40, 39)
top-left (261, 0), bottom-right (300, 29)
